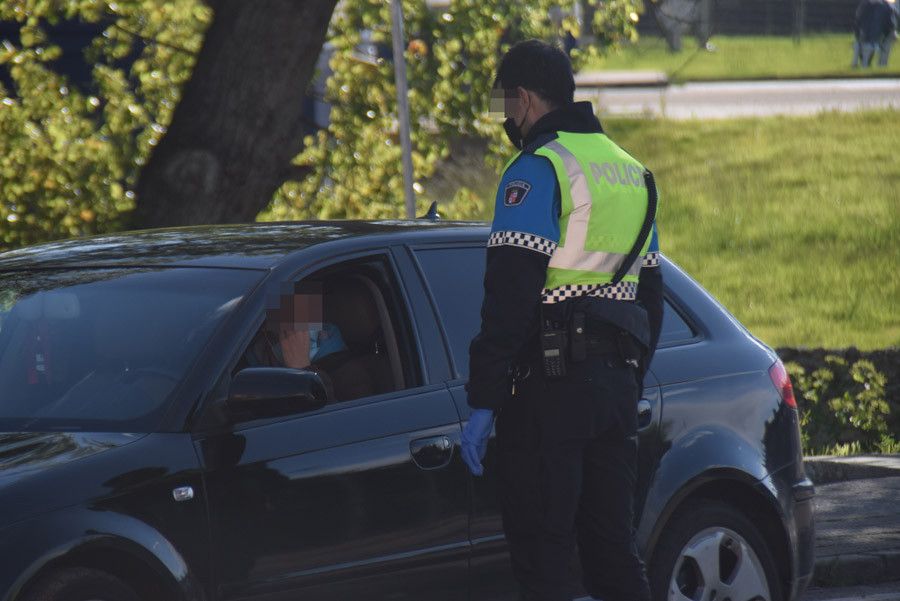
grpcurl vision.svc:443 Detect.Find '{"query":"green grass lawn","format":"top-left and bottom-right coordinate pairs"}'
top-left (584, 34), bottom-right (900, 81)
top-left (599, 110), bottom-right (900, 350)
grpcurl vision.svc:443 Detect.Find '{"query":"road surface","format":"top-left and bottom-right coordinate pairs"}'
top-left (804, 580), bottom-right (900, 601)
top-left (575, 79), bottom-right (900, 119)
top-left (571, 580), bottom-right (900, 601)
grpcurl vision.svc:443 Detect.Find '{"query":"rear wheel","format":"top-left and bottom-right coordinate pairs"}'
top-left (649, 500), bottom-right (784, 601)
top-left (20, 567), bottom-right (141, 601)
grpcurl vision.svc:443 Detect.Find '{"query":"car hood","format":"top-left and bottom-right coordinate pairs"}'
top-left (0, 431), bottom-right (145, 486)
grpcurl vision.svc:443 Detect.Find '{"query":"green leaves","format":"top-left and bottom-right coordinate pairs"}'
top-left (788, 356), bottom-right (891, 455)
top-left (263, 0), bottom-right (641, 222)
top-left (0, 0), bottom-right (639, 246)
top-left (0, 0), bottom-right (206, 249)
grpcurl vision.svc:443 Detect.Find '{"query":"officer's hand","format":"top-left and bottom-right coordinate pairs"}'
top-left (461, 409), bottom-right (495, 477)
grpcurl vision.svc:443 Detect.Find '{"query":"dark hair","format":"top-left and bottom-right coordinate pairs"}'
top-left (495, 39), bottom-right (575, 107)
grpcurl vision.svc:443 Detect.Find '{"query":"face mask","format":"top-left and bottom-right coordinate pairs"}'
top-left (503, 117), bottom-right (523, 150)
top-left (308, 322), bottom-right (347, 363)
top-left (503, 93), bottom-right (530, 150)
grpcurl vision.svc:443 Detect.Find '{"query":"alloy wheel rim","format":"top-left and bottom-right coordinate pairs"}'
top-left (668, 526), bottom-right (771, 601)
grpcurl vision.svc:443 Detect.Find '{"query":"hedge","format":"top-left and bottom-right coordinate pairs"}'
top-left (776, 347), bottom-right (899, 456)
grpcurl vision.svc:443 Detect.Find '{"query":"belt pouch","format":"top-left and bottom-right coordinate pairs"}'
top-left (616, 330), bottom-right (642, 368)
top-left (569, 311), bottom-right (587, 363)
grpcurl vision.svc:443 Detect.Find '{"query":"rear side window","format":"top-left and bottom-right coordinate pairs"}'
top-left (413, 247), bottom-right (486, 378)
top-left (659, 299), bottom-right (696, 346)
top-left (414, 248), bottom-right (697, 367)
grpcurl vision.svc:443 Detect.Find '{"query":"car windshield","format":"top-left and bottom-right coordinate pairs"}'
top-left (0, 267), bottom-right (261, 432)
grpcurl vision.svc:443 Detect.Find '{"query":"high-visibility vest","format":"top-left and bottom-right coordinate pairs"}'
top-left (503, 131), bottom-right (655, 291)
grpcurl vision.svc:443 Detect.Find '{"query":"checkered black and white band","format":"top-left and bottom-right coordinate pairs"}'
top-left (488, 231), bottom-right (558, 257)
top-left (642, 251), bottom-right (660, 268)
top-left (541, 281), bottom-right (638, 304)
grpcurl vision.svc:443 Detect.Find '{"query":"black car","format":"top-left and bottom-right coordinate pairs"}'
top-left (0, 221), bottom-right (814, 601)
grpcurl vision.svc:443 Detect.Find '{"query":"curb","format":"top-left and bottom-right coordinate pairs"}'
top-left (814, 551), bottom-right (900, 587)
top-left (805, 455), bottom-right (900, 485)
top-left (574, 70), bottom-right (669, 88)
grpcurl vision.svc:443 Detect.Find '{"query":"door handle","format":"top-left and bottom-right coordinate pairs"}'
top-left (637, 399), bottom-right (653, 431)
top-left (410, 435), bottom-right (453, 470)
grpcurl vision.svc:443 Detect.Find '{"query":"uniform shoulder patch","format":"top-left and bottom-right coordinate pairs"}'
top-left (503, 180), bottom-right (532, 207)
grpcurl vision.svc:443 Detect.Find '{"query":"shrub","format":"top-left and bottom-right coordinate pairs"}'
top-left (786, 356), bottom-right (892, 456)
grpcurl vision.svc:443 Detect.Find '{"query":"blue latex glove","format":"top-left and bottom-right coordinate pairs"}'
top-left (461, 409), bottom-right (495, 476)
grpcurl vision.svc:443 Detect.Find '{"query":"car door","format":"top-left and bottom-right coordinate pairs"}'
top-left (195, 251), bottom-right (469, 601)
top-left (405, 242), bottom-right (665, 601)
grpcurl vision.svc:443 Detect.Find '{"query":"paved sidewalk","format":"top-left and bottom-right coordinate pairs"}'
top-left (814, 475), bottom-right (900, 586)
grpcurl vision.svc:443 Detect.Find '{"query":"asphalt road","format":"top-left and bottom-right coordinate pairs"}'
top-left (575, 79), bottom-right (900, 119)
top-left (571, 580), bottom-right (900, 601)
top-left (804, 580), bottom-right (900, 601)
top-left (572, 581), bottom-right (900, 601)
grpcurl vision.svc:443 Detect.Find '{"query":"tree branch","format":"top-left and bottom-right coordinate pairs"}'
top-left (112, 22), bottom-right (197, 56)
top-left (282, 164), bottom-right (315, 182)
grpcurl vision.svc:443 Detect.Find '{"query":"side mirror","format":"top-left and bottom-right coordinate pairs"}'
top-left (226, 367), bottom-right (327, 423)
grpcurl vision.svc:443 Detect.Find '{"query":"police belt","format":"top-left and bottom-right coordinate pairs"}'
top-left (543, 319), bottom-right (636, 355)
top-left (586, 324), bottom-right (642, 359)
top-left (531, 318), bottom-right (643, 373)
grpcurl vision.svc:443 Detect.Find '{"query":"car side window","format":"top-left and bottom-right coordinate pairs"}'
top-left (659, 299), bottom-right (696, 346)
top-left (235, 257), bottom-right (421, 404)
top-left (413, 246), bottom-right (486, 378)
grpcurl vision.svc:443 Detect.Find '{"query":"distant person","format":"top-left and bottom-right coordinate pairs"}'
top-left (881, 0), bottom-right (899, 66)
top-left (853, 0), bottom-right (897, 67)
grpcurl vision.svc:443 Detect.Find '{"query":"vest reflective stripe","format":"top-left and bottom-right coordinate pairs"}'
top-left (540, 140), bottom-right (643, 279)
top-left (514, 131), bottom-right (652, 291)
top-left (549, 249), bottom-right (643, 277)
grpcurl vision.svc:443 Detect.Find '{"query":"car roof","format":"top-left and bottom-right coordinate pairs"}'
top-left (0, 220), bottom-right (490, 270)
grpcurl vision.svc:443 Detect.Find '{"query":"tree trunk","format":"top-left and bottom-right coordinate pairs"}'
top-left (133, 0), bottom-right (337, 228)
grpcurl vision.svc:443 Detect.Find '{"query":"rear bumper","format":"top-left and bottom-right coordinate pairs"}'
top-left (788, 477), bottom-right (816, 601)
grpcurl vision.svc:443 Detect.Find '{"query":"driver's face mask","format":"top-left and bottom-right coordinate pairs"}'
top-left (307, 322), bottom-right (347, 363)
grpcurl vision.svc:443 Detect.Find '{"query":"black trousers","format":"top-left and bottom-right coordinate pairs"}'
top-left (495, 353), bottom-right (652, 601)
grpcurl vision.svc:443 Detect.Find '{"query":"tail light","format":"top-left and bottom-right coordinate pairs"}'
top-left (768, 360), bottom-right (797, 409)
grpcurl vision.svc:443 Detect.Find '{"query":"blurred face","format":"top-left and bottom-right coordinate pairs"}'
top-left (490, 86), bottom-right (537, 131)
top-left (490, 85), bottom-right (546, 148)
top-left (266, 289), bottom-right (323, 369)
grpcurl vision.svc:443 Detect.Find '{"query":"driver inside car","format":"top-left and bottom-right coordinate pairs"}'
top-left (276, 321), bottom-right (347, 369)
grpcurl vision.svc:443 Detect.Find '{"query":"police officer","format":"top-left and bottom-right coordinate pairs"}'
top-left (461, 40), bottom-right (663, 601)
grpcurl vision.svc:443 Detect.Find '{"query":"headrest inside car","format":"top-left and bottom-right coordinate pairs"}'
top-left (44, 293), bottom-right (80, 319)
top-left (15, 292), bottom-right (81, 321)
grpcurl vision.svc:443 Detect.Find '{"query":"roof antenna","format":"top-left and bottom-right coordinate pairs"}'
top-left (418, 201), bottom-right (440, 221)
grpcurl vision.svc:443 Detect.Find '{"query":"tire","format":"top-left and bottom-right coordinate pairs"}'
top-left (649, 500), bottom-right (784, 601)
top-left (20, 567), bottom-right (141, 601)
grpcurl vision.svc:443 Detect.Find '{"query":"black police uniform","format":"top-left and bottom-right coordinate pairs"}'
top-left (467, 102), bottom-right (663, 601)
